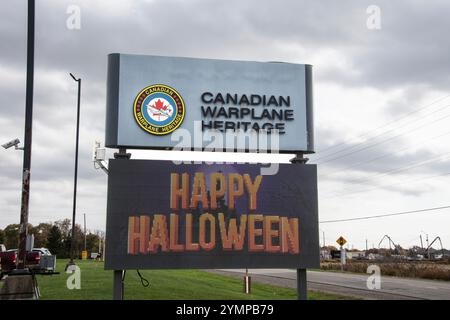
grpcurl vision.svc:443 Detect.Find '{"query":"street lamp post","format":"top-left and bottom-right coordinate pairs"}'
top-left (67, 73), bottom-right (81, 268)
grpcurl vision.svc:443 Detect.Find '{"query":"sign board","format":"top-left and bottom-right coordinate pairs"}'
top-left (336, 236), bottom-right (347, 247)
top-left (105, 54), bottom-right (314, 153)
top-left (105, 160), bottom-right (319, 269)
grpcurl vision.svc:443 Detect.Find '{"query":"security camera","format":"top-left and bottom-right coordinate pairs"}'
top-left (2, 138), bottom-right (21, 150)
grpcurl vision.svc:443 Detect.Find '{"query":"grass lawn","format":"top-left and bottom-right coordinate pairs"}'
top-left (36, 259), bottom-right (352, 300)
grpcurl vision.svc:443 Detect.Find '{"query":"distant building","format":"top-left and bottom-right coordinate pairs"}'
top-left (346, 251), bottom-right (366, 260)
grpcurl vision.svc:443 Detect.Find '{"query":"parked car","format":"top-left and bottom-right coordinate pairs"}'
top-left (1, 246), bottom-right (57, 277)
top-left (0, 250), bottom-right (16, 273)
top-left (0, 249), bottom-right (41, 276)
top-left (32, 248), bottom-right (52, 256)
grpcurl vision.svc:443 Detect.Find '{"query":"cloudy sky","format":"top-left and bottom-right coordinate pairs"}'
top-left (1, 0), bottom-right (450, 250)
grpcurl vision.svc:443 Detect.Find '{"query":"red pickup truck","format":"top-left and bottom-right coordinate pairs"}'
top-left (0, 249), bottom-right (41, 276)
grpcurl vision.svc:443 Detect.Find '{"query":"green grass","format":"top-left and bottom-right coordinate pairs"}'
top-left (36, 259), bottom-right (351, 300)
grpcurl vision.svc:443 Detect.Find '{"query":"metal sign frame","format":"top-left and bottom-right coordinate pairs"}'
top-left (105, 53), bottom-right (314, 154)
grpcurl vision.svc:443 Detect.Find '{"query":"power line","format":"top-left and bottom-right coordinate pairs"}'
top-left (315, 94), bottom-right (450, 155)
top-left (319, 129), bottom-right (450, 178)
top-left (315, 101), bottom-right (450, 161)
top-left (320, 151), bottom-right (450, 199)
top-left (329, 150), bottom-right (450, 189)
top-left (323, 171), bottom-right (450, 199)
top-left (319, 205), bottom-right (450, 223)
top-left (315, 110), bottom-right (450, 165)
top-left (314, 102), bottom-right (450, 163)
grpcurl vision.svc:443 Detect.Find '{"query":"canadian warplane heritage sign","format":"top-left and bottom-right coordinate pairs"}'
top-left (104, 160), bottom-right (319, 269)
top-left (105, 54), bottom-right (314, 153)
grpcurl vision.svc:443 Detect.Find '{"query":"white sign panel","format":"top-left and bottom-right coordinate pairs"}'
top-left (105, 54), bottom-right (314, 153)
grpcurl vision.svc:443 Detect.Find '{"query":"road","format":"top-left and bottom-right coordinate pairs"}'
top-left (210, 269), bottom-right (450, 300)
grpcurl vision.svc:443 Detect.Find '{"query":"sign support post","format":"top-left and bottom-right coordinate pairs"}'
top-left (336, 236), bottom-right (347, 272)
top-left (340, 246), bottom-right (346, 271)
top-left (113, 270), bottom-right (123, 300)
top-left (296, 269), bottom-right (307, 300)
top-left (290, 153), bottom-right (309, 300)
top-left (112, 148), bottom-right (131, 300)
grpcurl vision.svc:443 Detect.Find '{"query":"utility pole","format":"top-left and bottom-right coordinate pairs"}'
top-left (67, 73), bottom-right (81, 269)
top-left (1, 0), bottom-right (39, 300)
top-left (322, 231), bottom-right (325, 247)
top-left (366, 239), bottom-right (368, 252)
top-left (16, 0), bottom-right (35, 272)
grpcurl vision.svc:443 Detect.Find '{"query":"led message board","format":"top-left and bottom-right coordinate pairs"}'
top-left (105, 160), bottom-right (319, 269)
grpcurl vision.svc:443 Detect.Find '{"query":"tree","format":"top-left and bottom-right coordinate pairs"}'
top-left (86, 233), bottom-right (100, 253)
top-left (0, 228), bottom-right (5, 244)
top-left (73, 224), bottom-right (84, 257)
top-left (47, 225), bottom-right (64, 257)
top-left (63, 235), bottom-right (72, 259)
top-left (3, 224), bottom-right (20, 249)
top-left (62, 224), bottom-right (83, 259)
top-left (31, 222), bottom-right (53, 248)
top-left (54, 219), bottom-right (71, 239)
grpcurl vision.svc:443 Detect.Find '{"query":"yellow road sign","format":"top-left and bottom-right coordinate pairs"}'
top-left (336, 236), bottom-right (347, 246)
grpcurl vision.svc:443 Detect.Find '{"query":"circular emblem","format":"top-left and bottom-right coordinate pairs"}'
top-left (133, 84), bottom-right (185, 135)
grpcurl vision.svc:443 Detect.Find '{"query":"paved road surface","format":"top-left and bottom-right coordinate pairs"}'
top-left (210, 269), bottom-right (450, 300)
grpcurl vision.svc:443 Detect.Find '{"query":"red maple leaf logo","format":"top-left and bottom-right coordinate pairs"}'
top-left (152, 99), bottom-right (167, 111)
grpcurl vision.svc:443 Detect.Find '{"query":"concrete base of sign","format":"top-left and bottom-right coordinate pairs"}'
top-left (0, 274), bottom-right (39, 300)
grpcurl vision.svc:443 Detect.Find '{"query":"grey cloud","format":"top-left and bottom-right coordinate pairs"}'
top-left (313, 122), bottom-right (450, 179)
top-left (4, 0), bottom-right (450, 92)
top-left (317, 0), bottom-right (450, 90)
